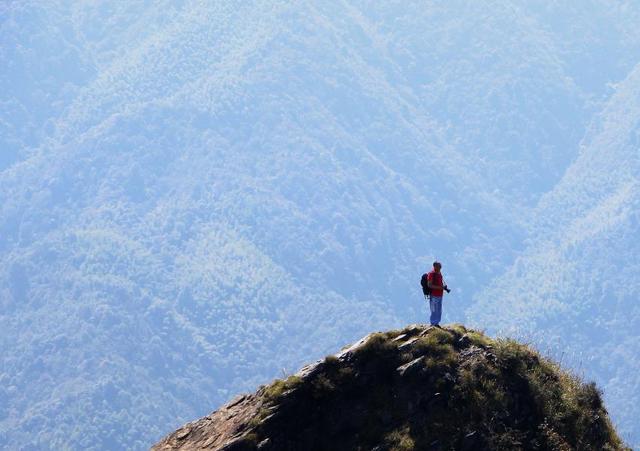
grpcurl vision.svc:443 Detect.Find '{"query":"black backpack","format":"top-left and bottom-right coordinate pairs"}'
top-left (420, 273), bottom-right (430, 296)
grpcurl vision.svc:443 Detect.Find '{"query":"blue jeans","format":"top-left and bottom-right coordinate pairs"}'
top-left (429, 296), bottom-right (443, 326)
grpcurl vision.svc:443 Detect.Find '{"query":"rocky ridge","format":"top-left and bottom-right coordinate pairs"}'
top-left (153, 325), bottom-right (627, 450)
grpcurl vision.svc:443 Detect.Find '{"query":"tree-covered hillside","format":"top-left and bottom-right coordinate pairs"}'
top-left (1, 1), bottom-right (639, 448)
top-left (468, 61), bottom-right (640, 443)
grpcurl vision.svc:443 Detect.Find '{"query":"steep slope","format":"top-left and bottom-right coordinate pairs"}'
top-left (467, 63), bottom-right (640, 445)
top-left (153, 325), bottom-right (627, 451)
top-left (0, 0), bottom-right (187, 171)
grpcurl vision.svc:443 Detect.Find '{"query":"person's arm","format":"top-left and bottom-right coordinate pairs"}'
top-left (441, 277), bottom-right (450, 293)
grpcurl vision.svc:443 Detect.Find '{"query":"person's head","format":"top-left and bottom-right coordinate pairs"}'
top-left (433, 261), bottom-right (442, 272)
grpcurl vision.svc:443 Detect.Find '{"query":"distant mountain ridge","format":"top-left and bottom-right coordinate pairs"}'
top-left (468, 60), bottom-right (640, 442)
top-left (2, 1), bottom-right (640, 449)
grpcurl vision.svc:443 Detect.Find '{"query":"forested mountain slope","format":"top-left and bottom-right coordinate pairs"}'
top-left (1, 1), bottom-right (640, 448)
top-left (468, 62), bottom-right (640, 443)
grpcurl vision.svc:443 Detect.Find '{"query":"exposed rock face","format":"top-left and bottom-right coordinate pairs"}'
top-left (152, 325), bottom-right (628, 451)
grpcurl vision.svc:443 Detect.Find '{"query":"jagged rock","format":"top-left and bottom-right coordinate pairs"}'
top-left (333, 332), bottom-right (376, 361)
top-left (458, 333), bottom-right (471, 347)
top-left (396, 356), bottom-right (424, 377)
top-left (295, 360), bottom-right (324, 379)
top-left (175, 428), bottom-right (190, 440)
top-left (256, 438), bottom-right (270, 449)
top-left (397, 336), bottom-right (420, 351)
top-left (227, 395), bottom-right (248, 409)
top-left (153, 324), bottom-right (629, 451)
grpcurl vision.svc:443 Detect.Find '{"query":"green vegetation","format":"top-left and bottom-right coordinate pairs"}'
top-left (412, 328), bottom-right (457, 368)
top-left (356, 332), bottom-right (398, 357)
top-left (261, 375), bottom-right (303, 403)
top-left (384, 426), bottom-right (415, 451)
top-left (238, 325), bottom-right (628, 451)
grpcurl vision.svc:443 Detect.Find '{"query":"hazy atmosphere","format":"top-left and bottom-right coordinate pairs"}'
top-left (1, 1), bottom-right (639, 449)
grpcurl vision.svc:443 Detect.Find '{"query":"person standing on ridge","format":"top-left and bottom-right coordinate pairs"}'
top-left (423, 261), bottom-right (450, 327)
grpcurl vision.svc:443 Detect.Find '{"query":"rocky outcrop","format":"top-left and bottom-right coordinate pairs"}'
top-left (153, 324), bottom-right (628, 451)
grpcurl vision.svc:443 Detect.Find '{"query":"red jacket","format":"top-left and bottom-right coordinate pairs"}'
top-left (428, 271), bottom-right (444, 297)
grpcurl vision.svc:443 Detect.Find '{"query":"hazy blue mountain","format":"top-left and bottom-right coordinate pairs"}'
top-left (468, 62), bottom-right (640, 444)
top-left (1, 1), bottom-right (639, 449)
